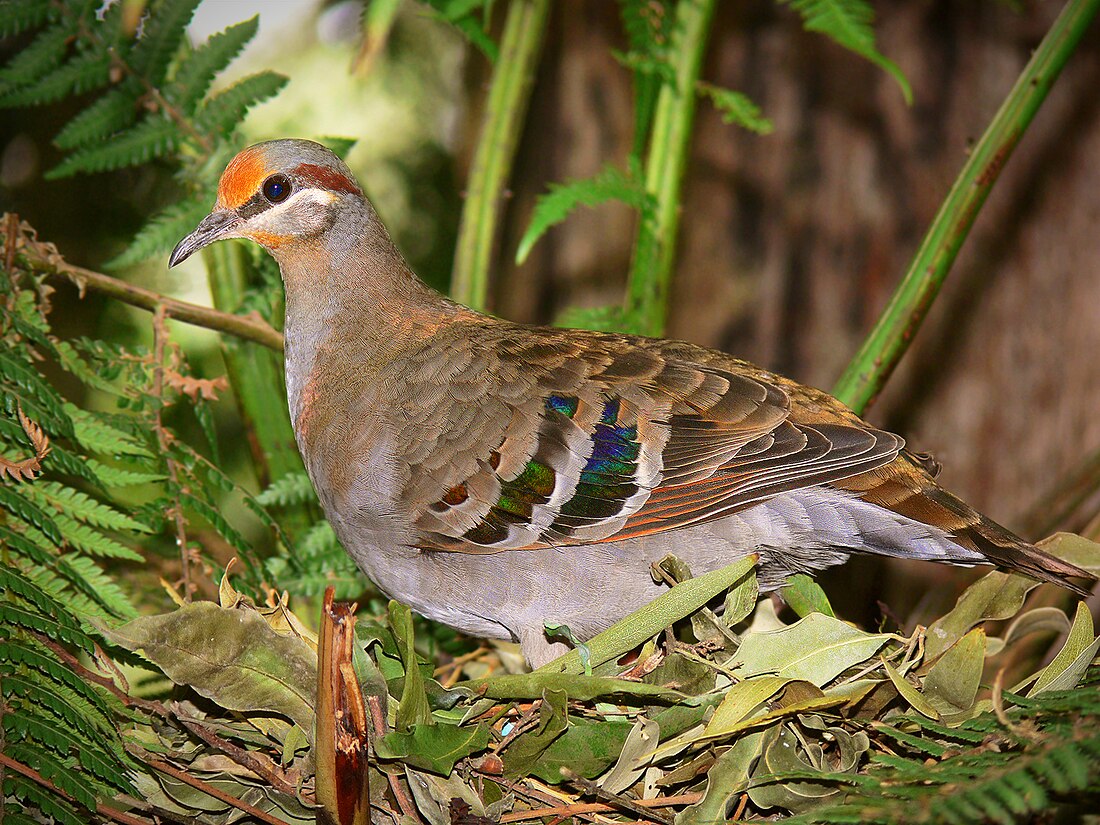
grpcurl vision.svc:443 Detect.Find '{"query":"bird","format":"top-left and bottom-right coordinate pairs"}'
top-left (170, 139), bottom-right (1093, 667)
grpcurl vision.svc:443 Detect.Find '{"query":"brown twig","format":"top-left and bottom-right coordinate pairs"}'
top-left (496, 793), bottom-right (703, 824)
top-left (560, 768), bottom-right (674, 825)
top-left (133, 747), bottom-right (290, 825)
top-left (174, 711), bottom-right (303, 798)
top-left (0, 752), bottom-right (150, 825)
top-left (15, 228), bottom-right (284, 351)
top-left (367, 694), bottom-right (424, 822)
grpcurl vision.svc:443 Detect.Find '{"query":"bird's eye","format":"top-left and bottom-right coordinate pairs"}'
top-left (262, 174), bottom-right (291, 203)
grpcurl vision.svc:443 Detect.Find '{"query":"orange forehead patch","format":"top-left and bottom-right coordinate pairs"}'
top-left (216, 147), bottom-right (269, 209)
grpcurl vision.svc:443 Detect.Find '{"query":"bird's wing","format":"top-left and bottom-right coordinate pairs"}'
top-left (397, 324), bottom-right (903, 552)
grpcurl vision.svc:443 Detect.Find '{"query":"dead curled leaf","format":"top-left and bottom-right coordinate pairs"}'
top-left (164, 369), bottom-right (229, 401)
top-left (0, 405), bottom-right (51, 481)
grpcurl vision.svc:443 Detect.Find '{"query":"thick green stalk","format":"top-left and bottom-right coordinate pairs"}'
top-left (202, 242), bottom-right (303, 489)
top-left (450, 0), bottom-right (550, 309)
top-left (832, 0), bottom-right (1100, 414)
top-left (624, 0), bottom-right (717, 337)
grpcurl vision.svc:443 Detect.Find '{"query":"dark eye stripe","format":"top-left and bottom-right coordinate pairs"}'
top-left (237, 192), bottom-right (271, 219)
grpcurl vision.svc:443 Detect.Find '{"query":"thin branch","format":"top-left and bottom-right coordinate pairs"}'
top-left (14, 227), bottom-right (284, 351)
top-left (131, 747), bottom-right (292, 825)
top-left (174, 712), bottom-right (303, 799)
top-left (497, 793), bottom-right (702, 824)
top-left (560, 768), bottom-right (674, 825)
top-left (831, 0), bottom-right (1100, 413)
top-left (0, 753), bottom-right (150, 825)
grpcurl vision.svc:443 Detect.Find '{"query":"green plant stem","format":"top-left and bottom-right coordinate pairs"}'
top-left (450, 0), bottom-right (550, 309)
top-left (202, 242), bottom-right (303, 493)
top-left (831, 0), bottom-right (1100, 414)
top-left (624, 0), bottom-right (717, 337)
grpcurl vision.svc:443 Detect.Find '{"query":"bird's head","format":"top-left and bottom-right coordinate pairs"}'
top-left (169, 139), bottom-right (363, 267)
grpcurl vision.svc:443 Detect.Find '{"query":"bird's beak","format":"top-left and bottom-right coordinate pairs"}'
top-left (168, 210), bottom-right (241, 268)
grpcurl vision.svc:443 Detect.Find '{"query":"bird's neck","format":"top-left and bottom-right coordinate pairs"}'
top-left (273, 198), bottom-right (468, 428)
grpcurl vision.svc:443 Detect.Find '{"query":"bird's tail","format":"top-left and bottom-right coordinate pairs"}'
top-left (838, 453), bottom-right (1095, 596)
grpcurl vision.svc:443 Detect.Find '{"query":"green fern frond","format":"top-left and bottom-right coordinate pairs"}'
top-left (47, 115), bottom-right (180, 179)
top-left (172, 15), bottom-right (259, 109)
top-left (0, 351), bottom-right (73, 430)
top-left (108, 195), bottom-right (212, 268)
top-left (4, 705), bottom-right (133, 790)
top-left (424, 0), bottom-right (499, 61)
top-left (0, 600), bottom-right (93, 653)
top-left (4, 775), bottom-right (85, 825)
top-left (778, 0), bottom-right (912, 103)
top-left (68, 406), bottom-right (154, 458)
top-left (0, 485), bottom-right (64, 545)
top-left (179, 491), bottom-right (253, 559)
top-left (697, 83), bottom-right (774, 134)
top-left (28, 480), bottom-right (155, 534)
top-left (196, 70), bottom-right (289, 135)
top-left (0, 0), bottom-right (59, 38)
top-left (0, 24), bottom-right (70, 95)
top-left (3, 743), bottom-right (99, 811)
top-left (0, 50), bottom-right (112, 108)
top-left (128, 0), bottom-right (203, 85)
top-left (49, 512), bottom-right (144, 562)
top-left (0, 637), bottom-right (114, 718)
top-left (84, 459), bottom-right (166, 487)
top-left (517, 164), bottom-right (651, 263)
top-left (256, 471), bottom-right (318, 508)
top-left (53, 85), bottom-right (140, 150)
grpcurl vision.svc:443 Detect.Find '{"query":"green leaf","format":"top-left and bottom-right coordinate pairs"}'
top-left (389, 600), bottom-right (431, 732)
top-left (84, 459), bottom-right (166, 487)
top-left (539, 555), bottom-right (758, 675)
top-left (96, 602), bottom-right (317, 733)
top-left (780, 573), bottom-right (835, 618)
top-left (925, 569), bottom-right (1036, 660)
top-left (923, 627), bottom-right (985, 715)
top-left (516, 164), bottom-right (650, 263)
top-left (0, 485), bottom-right (64, 545)
top-left (502, 688), bottom-right (568, 777)
top-left (723, 563), bottom-right (759, 626)
top-left (678, 730), bottom-right (765, 825)
top-left (528, 717), bottom-right (635, 784)
top-left (599, 716), bottom-right (659, 793)
top-left (375, 722), bottom-right (490, 776)
top-left (778, 0), bottom-right (912, 103)
top-left (0, 0), bottom-right (58, 39)
top-left (703, 675), bottom-right (790, 738)
top-left (881, 658), bottom-right (940, 719)
top-left (733, 612), bottom-right (891, 686)
top-left (1029, 601), bottom-right (1100, 696)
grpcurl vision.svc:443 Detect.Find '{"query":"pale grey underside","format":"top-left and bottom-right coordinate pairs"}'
top-left (335, 485), bottom-right (985, 666)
